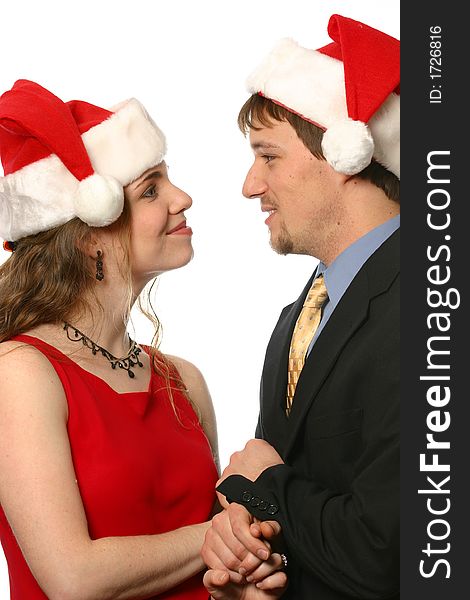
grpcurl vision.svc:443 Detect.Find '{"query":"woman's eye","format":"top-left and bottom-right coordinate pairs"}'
top-left (142, 185), bottom-right (158, 199)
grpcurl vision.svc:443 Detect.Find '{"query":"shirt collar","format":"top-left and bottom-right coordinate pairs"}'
top-left (317, 215), bottom-right (400, 306)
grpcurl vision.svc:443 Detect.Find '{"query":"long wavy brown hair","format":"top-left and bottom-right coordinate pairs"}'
top-left (0, 198), bottom-right (193, 416)
top-left (0, 217), bottom-right (99, 341)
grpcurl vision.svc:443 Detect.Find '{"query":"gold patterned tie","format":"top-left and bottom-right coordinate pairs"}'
top-left (286, 274), bottom-right (329, 416)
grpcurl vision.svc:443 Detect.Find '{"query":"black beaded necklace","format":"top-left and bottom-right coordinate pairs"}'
top-left (63, 322), bottom-right (144, 379)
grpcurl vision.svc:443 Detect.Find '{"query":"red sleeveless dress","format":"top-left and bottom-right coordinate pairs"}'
top-left (0, 335), bottom-right (218, 599)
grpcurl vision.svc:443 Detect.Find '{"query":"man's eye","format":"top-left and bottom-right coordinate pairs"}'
top-left (263, 155), bottom-right (275, 163)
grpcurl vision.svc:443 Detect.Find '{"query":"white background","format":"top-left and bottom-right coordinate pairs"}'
top-left (0, 0), bottom-right (399, 594)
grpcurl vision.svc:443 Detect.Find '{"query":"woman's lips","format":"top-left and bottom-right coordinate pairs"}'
top-left (166, 221), bottom-right (193, 235)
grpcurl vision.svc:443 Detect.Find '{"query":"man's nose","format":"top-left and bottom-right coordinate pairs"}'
top-left (242, 164), bottom-right (267, 199)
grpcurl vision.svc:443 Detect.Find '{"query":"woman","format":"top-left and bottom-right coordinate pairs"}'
top-left (0, 80), bottom-right (285, 599)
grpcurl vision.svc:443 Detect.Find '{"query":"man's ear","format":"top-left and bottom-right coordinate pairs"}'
top-left (336, 171), bottom-right (357, 185)
top-left (321, 159), bottom-right (354, 187)
top-left (338, 171), bottom-right (366, 192)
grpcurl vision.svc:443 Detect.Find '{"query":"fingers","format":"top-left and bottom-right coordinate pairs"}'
top-left (216, 490), bottom-right (229, 509)
top-left (245, 552), bottom-right (284, 584)
top-left (249, 521), bottom-right (262, 538)
top-left (259, 520), bottom-right (281, 539)
top-left (203, 509), bottom-right (271, 581)
top-left (203, 569), bottom-right (287, 599)
top-left (203, 511), bottom-right (251, 565)
top-left (203, 569), bottom-right (234, 600)
top-left (254, 570), bottom-right (288, 593)
top-left (203, 504), bottom-right (284, 585)
top-left (202, 527), bottom-right (245, 584)
top-left (204, 504), bottom-right (272, 575)
top-left (228, 504), bottom-right (272, 561)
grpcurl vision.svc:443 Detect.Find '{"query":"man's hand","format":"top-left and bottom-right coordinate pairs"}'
top-left (216, 440), bottom-right (284, 509)
top-left (219, 439), bottom-right (284, 484)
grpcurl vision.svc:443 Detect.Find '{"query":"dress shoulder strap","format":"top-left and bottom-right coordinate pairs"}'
top-left (11, 333), bottom-right (75, 366)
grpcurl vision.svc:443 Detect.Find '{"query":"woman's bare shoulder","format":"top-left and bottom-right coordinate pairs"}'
top-left (165, 354), bottom-right (205, 385)
top-left (0, 337), bottom-right (47, 363)
top-left (165, 353), bottom-right (219, 467)
top-left (0, 338), bottom-right (63, 393)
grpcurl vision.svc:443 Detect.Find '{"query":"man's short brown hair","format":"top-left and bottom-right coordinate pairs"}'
top-left (238, 94), bottom-right (399, 203)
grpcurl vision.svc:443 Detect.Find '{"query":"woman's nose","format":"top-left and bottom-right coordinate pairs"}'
top-left (171, 186), bottom-right (192, 212)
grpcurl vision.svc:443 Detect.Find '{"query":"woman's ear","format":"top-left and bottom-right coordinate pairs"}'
top-left (76, 233), bottom-right (103, 259)
top-left (78, 236), bottom-right (106, 282)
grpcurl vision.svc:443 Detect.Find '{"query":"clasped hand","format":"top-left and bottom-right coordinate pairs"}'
top-left (202, 440), bottom-right (287, 598)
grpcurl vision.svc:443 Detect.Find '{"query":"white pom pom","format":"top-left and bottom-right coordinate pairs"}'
top-left (321, 119), bottom-right (374, 175)
top-left (74, 174), bottom-right (124, 227)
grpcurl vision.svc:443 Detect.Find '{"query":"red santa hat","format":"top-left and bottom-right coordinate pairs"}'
top-left (0, 79), bottom-right (166, 242)
top-left (246, 14), bottom-right (400, 178)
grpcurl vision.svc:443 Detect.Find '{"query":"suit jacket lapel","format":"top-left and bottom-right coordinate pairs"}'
top-left (284, 268), bottom-right (371, 455)
top-left (283, 229), bottom-right (400, 457)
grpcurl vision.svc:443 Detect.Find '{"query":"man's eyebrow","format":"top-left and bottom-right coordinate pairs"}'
top-left (251, 142), bottom-right (281, 151)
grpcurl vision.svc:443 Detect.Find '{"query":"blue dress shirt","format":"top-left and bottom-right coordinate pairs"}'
top-left (306, 215), bottom-right (400, 356)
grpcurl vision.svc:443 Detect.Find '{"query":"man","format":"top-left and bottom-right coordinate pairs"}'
top-left (203, 14), bottom-right (400, 599)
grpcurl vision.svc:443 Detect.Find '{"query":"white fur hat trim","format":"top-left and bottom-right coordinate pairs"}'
top-left (74, 174), bottom-right (124, 227)
top-left (0, 98), bottom-right (166, 241)
top-left (322, 119), bottom-right (374, 175)
top-left (247, 37), bottom-right (400, 178)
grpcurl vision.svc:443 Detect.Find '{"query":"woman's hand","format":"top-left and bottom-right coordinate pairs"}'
top-left (204, 568), bottom-right (287, 599)
top-left (202, 507), bottom-right (287, 597)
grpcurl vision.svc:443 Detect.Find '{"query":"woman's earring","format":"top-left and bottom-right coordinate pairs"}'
top-left (95, 250), bottom-right (104, 281)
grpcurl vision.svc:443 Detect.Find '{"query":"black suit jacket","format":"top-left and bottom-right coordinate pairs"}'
top-left (219, 230), bottom-right (400, 599)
